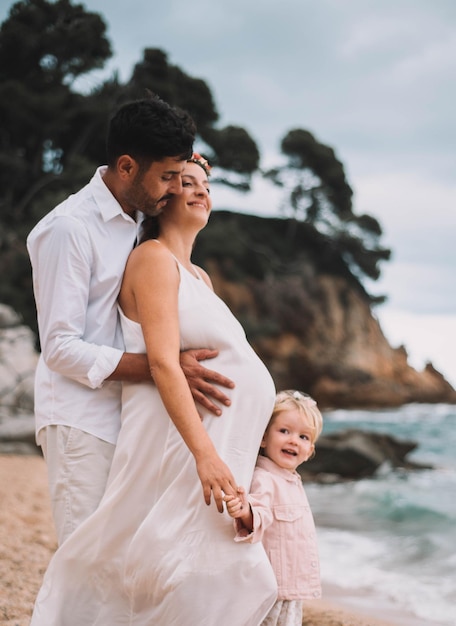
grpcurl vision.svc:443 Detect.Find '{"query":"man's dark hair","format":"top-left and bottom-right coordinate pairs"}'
top-left (106, 93), bottom-right (196, 167)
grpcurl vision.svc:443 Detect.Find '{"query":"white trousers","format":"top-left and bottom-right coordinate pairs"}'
top-left (38, 425), bottom-right (115, 545)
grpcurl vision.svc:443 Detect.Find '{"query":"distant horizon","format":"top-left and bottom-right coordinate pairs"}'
top-left (378, 308), bottom-right (456, 389)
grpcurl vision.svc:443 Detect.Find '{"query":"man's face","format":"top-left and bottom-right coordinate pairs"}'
top-left (123, 157), bottom-right (186, 217)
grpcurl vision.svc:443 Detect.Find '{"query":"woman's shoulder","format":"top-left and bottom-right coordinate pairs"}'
top-left (128, 239), bottom-right (174, 268)
top-left (123, 240), bottom-right (180, 290)
top-left (133, 238), bottom-right (163, 257)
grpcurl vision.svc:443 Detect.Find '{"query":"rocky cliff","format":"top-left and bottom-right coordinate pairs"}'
top-left (193, 211), bottom-right (456, 409)
top-left (0, 304), bottom-right (37, 415)
top-left (1, 210), bottom-right (454, 426)
top-left (0, 303), bottom-right (38, 453)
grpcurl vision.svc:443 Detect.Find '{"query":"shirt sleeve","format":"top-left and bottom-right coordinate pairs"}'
top-left (28, 215), bottom-right (123, 388)
top-left (233, 469), bottom-right (275, 544)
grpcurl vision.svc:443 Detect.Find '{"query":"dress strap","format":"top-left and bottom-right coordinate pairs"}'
top-left (150, 239), bottom-right (201, 280)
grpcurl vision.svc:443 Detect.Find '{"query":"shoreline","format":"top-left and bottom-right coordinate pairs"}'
top-left (302, 597), bottom-right (398, 626)
top-left (1, 454), bottom-right (404, 626)
top-left (306, 583), bottom-right (423, 626)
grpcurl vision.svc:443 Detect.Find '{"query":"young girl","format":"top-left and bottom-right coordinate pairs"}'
top-left (224, 389), bottom-right (323, 626)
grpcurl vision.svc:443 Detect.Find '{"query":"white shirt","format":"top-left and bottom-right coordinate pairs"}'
top-left (27, 167), bottom-right (139, 444)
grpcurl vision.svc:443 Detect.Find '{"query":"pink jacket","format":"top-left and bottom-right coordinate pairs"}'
top-left (235, 455), bottom-right (321, 601)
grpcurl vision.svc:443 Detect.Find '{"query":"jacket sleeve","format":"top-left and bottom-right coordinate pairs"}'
top-left (233, 468), bottom-right (275, 544)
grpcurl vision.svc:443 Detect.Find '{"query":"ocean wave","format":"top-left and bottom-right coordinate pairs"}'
top-left (317, 527), bottom-right (456, 625)
top-left (307, 404), bottom-right (456, 625)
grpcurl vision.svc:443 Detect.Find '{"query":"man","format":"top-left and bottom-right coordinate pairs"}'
top-left (27, 94), bottom-right (233, 544)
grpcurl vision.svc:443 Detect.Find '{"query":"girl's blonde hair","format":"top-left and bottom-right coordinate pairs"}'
top-left (268, 389), bottom-right (323, 443)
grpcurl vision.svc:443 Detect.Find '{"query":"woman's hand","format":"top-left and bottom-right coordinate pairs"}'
top-left (180, 349), bottom-right (235, 416)
top-left (195, 452), bottom-right (237, 513)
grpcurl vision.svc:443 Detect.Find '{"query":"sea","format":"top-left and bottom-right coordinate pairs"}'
top-left (305, 403), bottom-right (456, 626)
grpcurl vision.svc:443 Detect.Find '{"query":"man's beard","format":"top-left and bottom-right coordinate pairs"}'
top-left (125, 175), bottom-right (173, 216)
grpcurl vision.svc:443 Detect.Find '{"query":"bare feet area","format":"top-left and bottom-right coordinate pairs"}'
top-left (0, 455), bottom-right (397, 626)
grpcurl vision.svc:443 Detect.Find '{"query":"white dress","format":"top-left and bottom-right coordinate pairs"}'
top-left (31, 258), bottom-right (277, 626)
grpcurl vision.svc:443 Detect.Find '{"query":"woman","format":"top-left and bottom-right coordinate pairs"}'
top-left (31, 155), bottom-right (277, 625)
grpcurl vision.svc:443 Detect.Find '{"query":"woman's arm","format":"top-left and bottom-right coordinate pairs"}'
top-left (119, 242), bottom-right (237, 512)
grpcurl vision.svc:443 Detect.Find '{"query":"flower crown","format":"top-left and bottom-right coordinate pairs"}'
top-left (188, 152), bottom-right (211, 176)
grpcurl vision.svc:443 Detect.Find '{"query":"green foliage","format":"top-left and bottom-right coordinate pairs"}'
top-left (124, 48), bottom-right (219, 130)
top-left (281, 129), bottom-right (353, 217)
top-left (264, 128), bottom-right (391, 282)
top-left (203, 126), bottom-right (260, 191)
top-left (0, 0), bottom-right (115, 333)
top-left (0, 0), bottom-right (112, 226)
top-left (0, 0), bottom-right (111, 85)
top-left (0, 0), bottom-right (390, 333)
top-left (122, 48), bottom-right (260, 185)
top-left (0, 1), bottom-right (261, 331)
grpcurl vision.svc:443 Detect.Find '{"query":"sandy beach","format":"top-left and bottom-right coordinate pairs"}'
top-left (0, 454), bottom-right (399, 626)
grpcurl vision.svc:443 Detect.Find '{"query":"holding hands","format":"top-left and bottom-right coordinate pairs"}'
top-left (224, 486), bottom-right (253, 532)
top-left (195, 451), bottom-right (238, 513)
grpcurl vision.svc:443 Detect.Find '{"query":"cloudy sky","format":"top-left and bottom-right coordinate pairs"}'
top-left (3, 0), bottom-right (455, 384)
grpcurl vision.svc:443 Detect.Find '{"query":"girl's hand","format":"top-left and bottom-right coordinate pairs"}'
top-left (224, 487), bottom-right (249, 519)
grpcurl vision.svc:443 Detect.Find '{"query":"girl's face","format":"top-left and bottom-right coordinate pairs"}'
top-left (162, 161), bottom-right (211, 224)
top-left (261, 409), bottom-right (315, 472)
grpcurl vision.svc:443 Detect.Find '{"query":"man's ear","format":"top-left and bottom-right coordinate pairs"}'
top-left (117, 155), bottom-right (138, 179)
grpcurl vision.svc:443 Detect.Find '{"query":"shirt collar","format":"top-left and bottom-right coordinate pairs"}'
top-left (256, 455), bottom-right (302, 484)
top-left (91, 166), bottom-right (137, 224)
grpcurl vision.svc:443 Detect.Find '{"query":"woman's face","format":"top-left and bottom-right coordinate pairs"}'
top-left (162, 161), bottom-right (211, 224)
